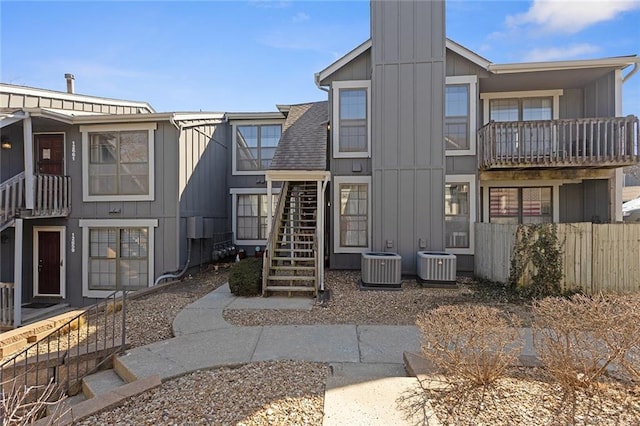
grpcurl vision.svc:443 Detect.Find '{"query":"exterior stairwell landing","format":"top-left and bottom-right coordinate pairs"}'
top-left (263, 181), bottom-right (319, 296)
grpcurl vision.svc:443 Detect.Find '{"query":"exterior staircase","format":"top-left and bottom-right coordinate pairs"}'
top-left (263, 181), bottom-right (319, 296)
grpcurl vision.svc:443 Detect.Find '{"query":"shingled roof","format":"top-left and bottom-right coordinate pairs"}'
top-left (270, 101), bottom-right (328, 171)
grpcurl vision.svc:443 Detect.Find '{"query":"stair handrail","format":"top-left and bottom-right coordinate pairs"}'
top-left (0, 289), bottom-right (129, 404)
top-left (1, 172), bottom-right (26, 228)
top-left (262, 181), bottom-right (290, 294)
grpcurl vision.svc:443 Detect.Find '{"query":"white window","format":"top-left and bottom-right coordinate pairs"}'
top-left (232, 122), bottom-right (282, 175)
top-left (481, 90), bottom-right (563, 124)
top-left (80, 219), bottom-right (158, 298)
top-left (333, 176), bottom-right (371, 253)
top-left (230, 188), bottom-right (280, 245)
top-left (445, 76), bottom-right (477, 156)
top-left (489, 187), bottom-right (552, 224)
top-left (81, 123), bottom-right (156, 202)
top-left (445, 175), bottom-right (476, 255)
top-left (332, 80), bottom-right (371, 158)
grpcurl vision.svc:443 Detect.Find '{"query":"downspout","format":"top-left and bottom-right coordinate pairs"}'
top-left (314, 72), bottom-right (330, 93)
top-left (622, 61), bottom-right (639, 84)
top-left (319, 175), bottom-right (330, 292)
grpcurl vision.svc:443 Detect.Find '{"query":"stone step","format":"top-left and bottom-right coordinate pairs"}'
top-left (82, 369), bottom-right (126, 399)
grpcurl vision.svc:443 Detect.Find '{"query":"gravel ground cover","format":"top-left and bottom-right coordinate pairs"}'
top-left (78, 267), bottom-right (638, 425)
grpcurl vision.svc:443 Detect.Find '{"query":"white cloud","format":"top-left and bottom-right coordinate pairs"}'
top-left (507, 0), bottom-right (640, 34)
top-left (292, 12), bottom-right (310, 23)
top-left (522, 43), bottom-right (601, 61)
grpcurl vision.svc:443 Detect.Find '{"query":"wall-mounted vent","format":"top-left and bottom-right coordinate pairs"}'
top-left (361, 252), bottom-right (402, 289)
top-left (417, 251), bottom-right (456, 287)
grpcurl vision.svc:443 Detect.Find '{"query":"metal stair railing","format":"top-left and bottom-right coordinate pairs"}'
top-left (0, 289), bottom-right (129, 407)
top-left (262, 181), bottom-right (290, 295)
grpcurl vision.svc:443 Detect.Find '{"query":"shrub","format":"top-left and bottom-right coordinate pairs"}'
top-left (532, 293), bottom-right (640, 390)
top-left (416, 305), bottom-right (523, 387)
top-left (1, 378), bottom-right (67, 425)
top-left (229, 258), bottom-right (262, 296)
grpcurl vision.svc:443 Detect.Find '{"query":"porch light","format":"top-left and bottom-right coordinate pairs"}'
top-left (1, 136), bottom-right (11, 149)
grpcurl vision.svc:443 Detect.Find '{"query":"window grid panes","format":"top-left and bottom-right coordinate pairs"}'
top-left (237, 194), bottom-right (277, 240)
top-left (89, 228), bottom-right (148, 291)
top-left (89, 131), bottom-right (149, 196)
top-left (339, 183), bottom-right (368, 247)
top-left (445, 183), bottom-right (470, 248)
top-left (489, 187), bottom-right (552, 224)
top-left (445, 85), bottom-right (470, 150)
top-left (339, 89), bottom-right (367, 152)
top-left (236, 125), bottom-right (282, 171)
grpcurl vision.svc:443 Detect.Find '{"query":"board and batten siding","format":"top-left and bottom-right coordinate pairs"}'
top-left (475, 223), bottom-right (640, 294)
top-left (371, 0), bottom-right (446, 273)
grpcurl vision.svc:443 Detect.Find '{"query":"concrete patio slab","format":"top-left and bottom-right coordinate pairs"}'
top-left (252, 325), bottom-right (359, 363)
top-left (357, 325), bottom-right (421, 363)
top-left (227, 295), bottom-right (314, 311)
top-left (330, 362), bottom-right (407, 378)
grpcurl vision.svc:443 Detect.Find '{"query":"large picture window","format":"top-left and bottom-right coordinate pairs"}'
top-left (489, 187), bottom-right (552, 224)
top-left (333, 176), bottom-right (371, 253)
top-left (332, 80), bottom-right (371, 158)
top-left (81, 123), bottom-right (156, 201)
top-left (235, 124), bottom-right (281, 172)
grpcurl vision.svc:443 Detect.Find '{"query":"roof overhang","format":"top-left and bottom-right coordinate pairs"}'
top-left (0, 83), bottom-right (155, 113)
top-left (488, 56), bottom-right (640, 74)
top-left (226, 112), bottom-right (285, 121)
top-left (266, 170), bottom-right (331, 181)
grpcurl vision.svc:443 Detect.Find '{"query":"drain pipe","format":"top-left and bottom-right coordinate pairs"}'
top-left (153, 238), bottom-right (193, 286)
top-left (622, 61), bottom-right (639, 83)
top-left (319, 175), bottom-right (330, 292)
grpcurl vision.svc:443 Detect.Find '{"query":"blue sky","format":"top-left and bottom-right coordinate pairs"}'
top-left (1, 1), bottom-right (639, 116)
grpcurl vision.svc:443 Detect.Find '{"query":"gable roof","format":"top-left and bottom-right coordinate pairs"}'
top-left (315, 38), bottom-right (639, 85)
top-left (269, 101), bottom-right (328, 171)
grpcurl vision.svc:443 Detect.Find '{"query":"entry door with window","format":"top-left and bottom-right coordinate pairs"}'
top-left (35, 134), bottom-right (65, 175)
top-left (34, 228), bottom-right (65, 297)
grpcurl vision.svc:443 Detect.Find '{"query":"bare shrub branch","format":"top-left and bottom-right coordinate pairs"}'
top-left (1, 378), bottom-right (67, 425)
top-left (533, 293), bottom-right (640, 391)
top-left (416, 305), bottom-right (523, 387)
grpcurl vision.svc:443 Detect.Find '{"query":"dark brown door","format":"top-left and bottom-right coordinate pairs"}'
top-left (36, 134), bottom-right (64, 175)
top-left (38, 231), bottom-right (61, 295)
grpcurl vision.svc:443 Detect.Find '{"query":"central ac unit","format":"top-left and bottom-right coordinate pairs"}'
top-left (361, 252), bottom-right (402, 289)
top-left (417, 251), bottom-right (457, 287)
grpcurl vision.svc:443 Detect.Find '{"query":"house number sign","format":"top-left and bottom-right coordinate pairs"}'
top-left (71, 232), bottom-right (76, 253)
top-left (71, 141), bottom-right (76, 161)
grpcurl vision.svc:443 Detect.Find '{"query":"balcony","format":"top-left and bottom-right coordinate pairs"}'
top-left (1, 173), bottom-right (71, 230)
top-left (478, 116), bottom-right (639, 170)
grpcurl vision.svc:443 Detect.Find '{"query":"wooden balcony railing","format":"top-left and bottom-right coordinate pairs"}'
top-left (0, 173), bottom-right (70, 229)
top-left (478, 116), bottom-right (639, 170)
top-left (0, 282), bottom-right (15, 329)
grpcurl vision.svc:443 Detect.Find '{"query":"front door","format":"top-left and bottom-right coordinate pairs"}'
top-left (34, 228), bottom-right (65, 297)
top-left (35, 134), bottom-right (65, 175)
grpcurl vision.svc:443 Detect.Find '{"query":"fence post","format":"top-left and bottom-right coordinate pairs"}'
top-left (121, 290), bottom-right (127, 354)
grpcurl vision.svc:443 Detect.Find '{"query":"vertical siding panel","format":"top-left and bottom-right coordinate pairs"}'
top-left (399, 64), bottom-right (415, 168)
top-left (415, 63), bottom-right (432, 168)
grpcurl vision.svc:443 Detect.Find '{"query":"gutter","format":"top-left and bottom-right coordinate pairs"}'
top-left (622, 60), bottom-right (640, 84)
top-left (314, 73), bottom-right (329, 93)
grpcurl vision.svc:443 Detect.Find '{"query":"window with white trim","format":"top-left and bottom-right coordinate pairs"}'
top-left (332, 80), bottom-right (371, 158)
top-left (333, 176), bottom-right (371, 253)
top-left (80, 219), bottom-right (157, 298)
top-left (236, 194), bottom-right (277, 241)
top-left (235, 124), bottom-right (281, 172)
top-left (81, 123), bottom-right (156, 201)
top-left (445, 76), bottom-right (477, 156)
top-left (445, 175), bottom-right (476, 254)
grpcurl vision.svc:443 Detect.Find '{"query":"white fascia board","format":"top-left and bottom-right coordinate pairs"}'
top-left (488, 56), bottom-right (639, 74)
top-left (266, 170), bottom-right (331, 181)
top-left (317, 39), bottom-right (372, 84)
top-left (73, 112), bottom-right (174, 124)
top-left (172, 112), bottom-right (226, 121)
top-left (226, 112), bottom-right (285, 121)
top-left (0, 83), bottom-right (155, 112)
top-left (0, 111), bottom-right (28, 128)
top-left (445, 39), bottom-right (492, 70)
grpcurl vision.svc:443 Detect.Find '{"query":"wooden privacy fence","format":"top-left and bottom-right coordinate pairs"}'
top-left (475, 222), bottom-right (640, 294)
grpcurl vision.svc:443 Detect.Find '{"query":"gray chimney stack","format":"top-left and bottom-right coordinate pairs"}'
top-left (64, 73), bottom-right (75, 94)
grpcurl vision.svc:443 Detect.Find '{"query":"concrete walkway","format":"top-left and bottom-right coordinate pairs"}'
top-left (116, 284), bottom-right (537, 425)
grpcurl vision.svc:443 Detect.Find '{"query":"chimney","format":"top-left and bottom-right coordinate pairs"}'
top-left (64, 73), bottom-right (75, 94)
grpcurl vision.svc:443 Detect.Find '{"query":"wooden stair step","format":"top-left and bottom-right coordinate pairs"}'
top-left (265, 286), bottom-right (315, 293)
top-left (271, 256), bottom-right (316, 262)
top-left (270, 265), bottom-right (316, 271)
top-left (268, 276), bottom-right (316, 281)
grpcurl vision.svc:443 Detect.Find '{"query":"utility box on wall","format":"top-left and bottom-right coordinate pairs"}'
top-left (186, 216), bottom-right (204, 239)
